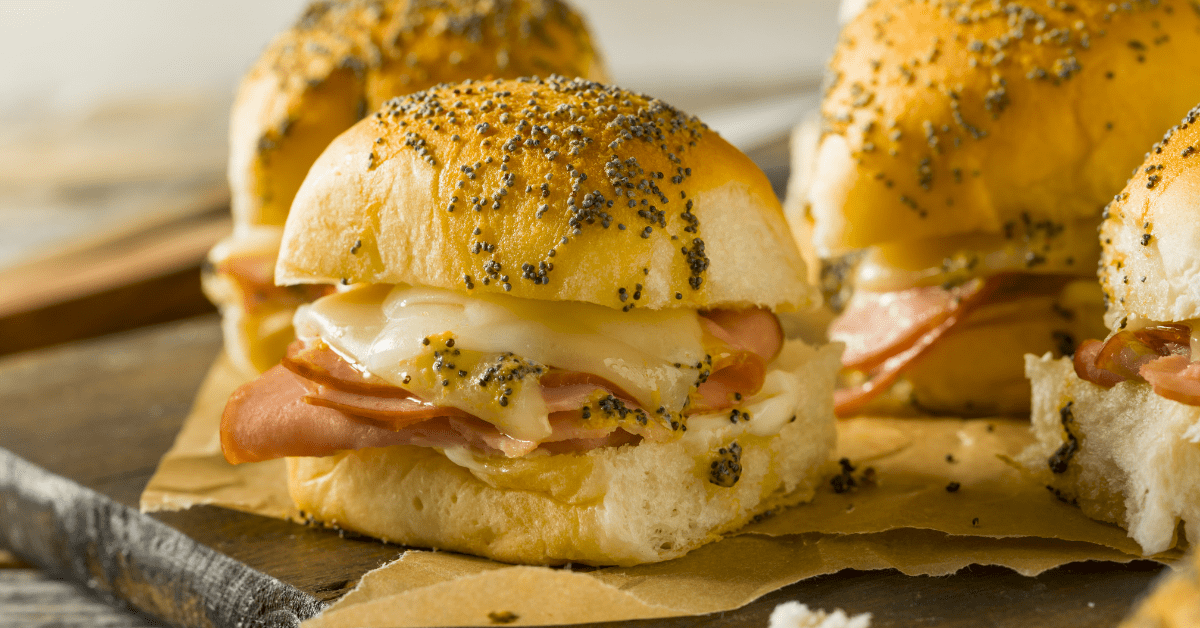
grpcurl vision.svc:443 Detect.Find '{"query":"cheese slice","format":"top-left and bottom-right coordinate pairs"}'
top-left (852, 217), bottom-right (1101, 293)
top-left (293, 284), bottom-right (707, 441)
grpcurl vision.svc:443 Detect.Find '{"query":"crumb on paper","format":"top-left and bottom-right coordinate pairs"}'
top-left (769, 601), bottom-right (872, 628)
top-left (488, 611), bottom-right (519, 624)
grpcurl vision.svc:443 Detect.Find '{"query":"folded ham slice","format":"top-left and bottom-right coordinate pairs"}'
top-left (1073, 323), bottom-right (1200, 406)
top-left (830, 274), bottom-right (1073, 417)
top-left (1140, 355), bottom-right (1200, 406)
top-left (217, 252), bottom-right (333, 314)
top-left (221, 365), bottom-right (647, 463)
top-left (221, 308), bottom-right (783, 464)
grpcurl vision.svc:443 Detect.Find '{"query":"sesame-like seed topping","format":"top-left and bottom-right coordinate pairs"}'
top-left (362, 76), bottom-right (716, 307)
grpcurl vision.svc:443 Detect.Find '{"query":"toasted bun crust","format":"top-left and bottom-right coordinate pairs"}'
top-left (230, 0), bottom-right (609, 229)
top-left (278, 77), bottom-right (817, 312)
top-left (811, 0), bottom-right (1200, 255)
top-left (287, 341), bottom-right (839, 566)
top-left (1020, 353), bottom-right (1200, 556)
top-left (1100, 105), bottom-right (1200, 329)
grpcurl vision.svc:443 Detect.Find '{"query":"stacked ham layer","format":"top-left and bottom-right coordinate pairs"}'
top-left (1073, 323), bottom-right (1200, 407)
top-left (222, 284), bottom-right (802, 465)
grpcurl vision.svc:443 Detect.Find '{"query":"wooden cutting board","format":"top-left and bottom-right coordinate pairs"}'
top-left (0, 313), bottom-right (1170, 628)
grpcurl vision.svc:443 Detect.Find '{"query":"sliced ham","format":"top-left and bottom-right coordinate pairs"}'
top-left (701, 308), bottom-right (783, 362)
top-left (1073, 324), bottom-right (1200, 406)
top-left (831, 280), bottom-right (982, 371)
top-left (218, 252), bottom-right (333, 314)
top-left (691, 308), bottom-right (780, 409)
top-left (282, 340), bottom-right (406, 396)
top-left (833, 313), bottom-right (961, 417)
top-left (539, 371), bottom-right (639, 409)
top-left (690, 351), bottom-right (768, 412)
top-left (830, 274), bottom-right (1074, 417)
top-left (1072, 339), bottom-right (1125, 388)
top-left (303, 386), bottom-right (473, 425)
top-left (222, 365), bottom-right (554, 463)
top-left (222, 308), bottom-right (783, 463)
top-left (1140, 356), bottom-right (1200, 406)
top-left (220, 365), bottom-right (487, 463)
top-left (1093, 325), bottom-right (1190, 380)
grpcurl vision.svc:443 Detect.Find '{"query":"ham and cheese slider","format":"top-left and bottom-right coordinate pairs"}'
top-left (795, 0), bottom-right (1200, 417)
top-left (219, 77), bottom-right (841, 566)
top-left (203, 0), bottom-right (609, 377)
top-left (1021, 105), bottom-right (1200, 556)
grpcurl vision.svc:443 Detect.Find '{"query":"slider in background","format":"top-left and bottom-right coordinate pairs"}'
top-left (1021, 104), bottom-right (1200, 556)
top-left (788, 0), bottom-right (1200, 417)
top-left (205, 0), bottom-right (611, 379)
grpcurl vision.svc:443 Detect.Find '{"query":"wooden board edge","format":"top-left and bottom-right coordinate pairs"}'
top-left (0, 447), bottom-right (323, 628)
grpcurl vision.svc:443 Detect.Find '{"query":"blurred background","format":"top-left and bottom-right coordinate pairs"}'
top-left (0, 0), bottom-right (840, 354)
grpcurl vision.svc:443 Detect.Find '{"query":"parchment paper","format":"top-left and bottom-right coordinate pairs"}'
top-left (304, 532), bottom-right (1151, 628)
top-left (143, 355), bottom-right (1182, 626)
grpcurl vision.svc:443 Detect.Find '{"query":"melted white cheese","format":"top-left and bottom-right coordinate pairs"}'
top-left (440, 337), bottom-right (818, 478)
top-left (293, 284), bottom-right (707, 441)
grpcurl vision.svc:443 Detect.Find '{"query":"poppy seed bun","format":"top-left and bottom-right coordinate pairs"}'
top-left (1100, 105), bottom-right (1200, 330)
top-left (229, 0), bottom-right (609, 229)
top-left (811, 0), bottom-right (1200, 258)
top-left (1020, 353), bottom-right (1200, 555)
top-left (277, 77), bottom-right (818, 312)
top-left (288, 339), bottom-right (841, 566)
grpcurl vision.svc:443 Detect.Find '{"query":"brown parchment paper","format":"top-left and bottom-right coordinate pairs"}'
top-left (143, 355), bottom-right (1183, 626)
top-left (303, 531), bottom-right (1153, 628)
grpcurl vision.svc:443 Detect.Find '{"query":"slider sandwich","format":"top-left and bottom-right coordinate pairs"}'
top-left (204, 0), bottom-right (609, 377)
top-left (219, 77), bottom-right (841, 566)
top-left (797, 0), bottom-right (1200, 416)
top-left (1022, 105), bottom-right (1200, 555)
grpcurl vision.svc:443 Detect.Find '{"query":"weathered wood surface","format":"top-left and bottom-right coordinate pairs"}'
top-left (0, 569), bottom-right (161, 628)
top-left (0, 448), bottom-right (321, 628)
top-left (0, 315), bottom-right (1172, 627)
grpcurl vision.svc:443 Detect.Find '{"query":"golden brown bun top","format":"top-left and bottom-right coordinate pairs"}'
top-left (277, 77), bottom-right (817, 312)
top-left (230, 0), bottom-right (609, 228)
top-left (811, 0), bottom-right (1200, 256)
top-left (1100, 104), bottom-right (1200, 329)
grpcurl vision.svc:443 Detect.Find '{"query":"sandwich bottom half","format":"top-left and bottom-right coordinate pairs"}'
top-left (1020, 353), bottom-right (1200, 555)
top-left (286, 342), bottom-right (840, 567)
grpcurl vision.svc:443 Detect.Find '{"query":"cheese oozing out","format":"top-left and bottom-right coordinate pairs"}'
top-left (850, 217), bottom-right (1101, 293)
top-left (443, 336), bottom-right (831, 481)
top-left (293, 284), bottom-right (711, 442)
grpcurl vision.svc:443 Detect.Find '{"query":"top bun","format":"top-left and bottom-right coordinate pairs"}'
top-left (277, 77), bottom-right (816, 312)
top-left (810, 0), bottom-right (1200, 258)
top-left (229, 0), bottom-right (609, 229)
top-left (1100, 104), bottom-right (1200, 329)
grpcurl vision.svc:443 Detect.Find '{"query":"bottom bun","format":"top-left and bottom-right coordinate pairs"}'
top-left (1019, 353), bottom-right (1200, 555)
top-left (288, 342), bottom-right (840, 566)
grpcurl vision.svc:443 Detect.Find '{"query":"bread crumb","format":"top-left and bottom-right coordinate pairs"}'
top-left (769, 601), bottom-right (872, 628)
